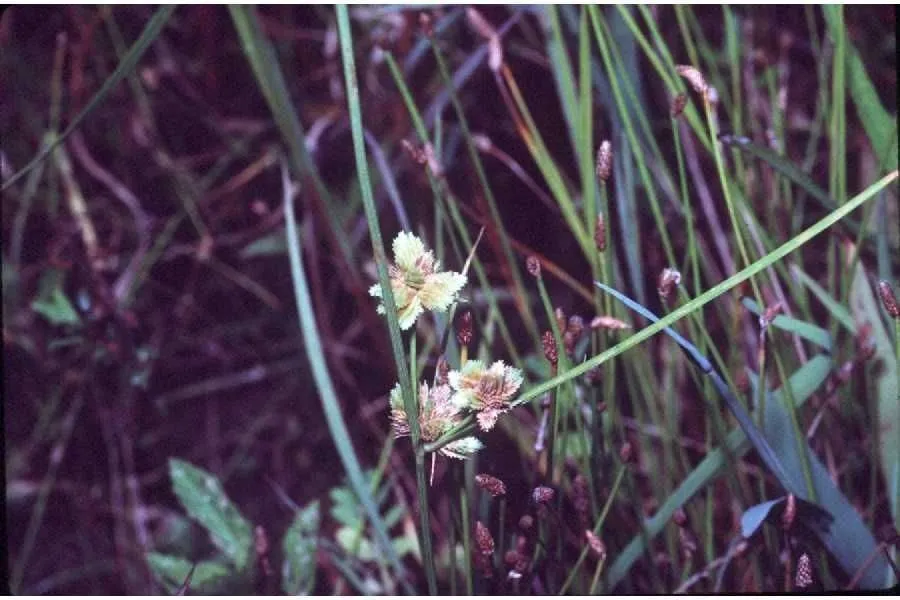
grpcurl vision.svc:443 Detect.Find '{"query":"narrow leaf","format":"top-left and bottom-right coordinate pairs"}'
top-left (741, 297), bottom-right (832, 351)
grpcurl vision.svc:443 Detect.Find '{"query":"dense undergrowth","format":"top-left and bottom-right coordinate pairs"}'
top-left (3, 5), bottom-right (898, 594)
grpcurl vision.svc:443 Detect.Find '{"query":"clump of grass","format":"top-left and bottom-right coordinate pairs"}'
top-left (3, 5), bottom-right (897, 594)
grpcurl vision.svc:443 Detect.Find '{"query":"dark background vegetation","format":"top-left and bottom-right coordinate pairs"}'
top-left (2, 5), bottom-right (897, 594)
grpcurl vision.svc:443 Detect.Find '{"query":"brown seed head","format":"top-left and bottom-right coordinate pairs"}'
top-left (475, 473), bottom-right (507, 497)
top-left (475, 521), bottom-right (495, 556)
top-left (596, 140), bottom-right (613, 182)
top-left (594, 213), bottom-right (607, 252)
top-left (795, 553), bottom-right (813, 589)
top-left (532, 485), bottom-right (555, 504)
top-left (671, 93), bottom-right (688, 118)
top-left (658, 267), bottom-right (682, 300)
top-left (542, 330), bottom-right (558, 366)
top-left (457, 311), bottom-right (473, 346)
top-left (584, 530), bottom-right (607, 561)
top-left (673, 507), bottom-right (689, 528)
top-left (676, 65), bottom-right (709, 97)
top-left (879, 280), bottom-right (899, 318)
top-left (526, 255), bottom-right (541, 278)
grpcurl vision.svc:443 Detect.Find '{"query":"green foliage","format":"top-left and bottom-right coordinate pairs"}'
top-left (168, 459), bottom-right (253, 572)
top-left (31, 270), bottom-right (80, 326)
top-left (281, 501), bottom-right (320, 595)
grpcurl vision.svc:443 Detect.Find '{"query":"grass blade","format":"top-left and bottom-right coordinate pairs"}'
top-left (280, 160), bottom-right (409, 589)
top-left (604, 355), bottom-right (831, 589)
top-left (334, 6), bottom-right (434, 593)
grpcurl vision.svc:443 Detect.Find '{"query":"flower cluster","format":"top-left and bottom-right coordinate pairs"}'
top-left (389, 359), bottom-right (524, 459)
top-left (369, 232), bottom-right (466, 330)
top-left (376, 231), bottom-right (523, 460)
top-left (389, 382), bottom-right (483, 459)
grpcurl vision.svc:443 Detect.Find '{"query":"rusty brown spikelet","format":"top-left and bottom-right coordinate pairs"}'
top-left (879, 280), bottom-right (899, 318)
top-left (542, 330), bottom-right (558, 367)
top-left (475, 473), bottom-right (507, 497)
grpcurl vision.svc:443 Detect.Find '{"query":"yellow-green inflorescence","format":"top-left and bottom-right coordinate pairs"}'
top-left (389, 360), bottom-right (524, 459)
top-left (369, 231), bottom-right (467, 330)
top-left (377, 231), bottom-right (524, 459)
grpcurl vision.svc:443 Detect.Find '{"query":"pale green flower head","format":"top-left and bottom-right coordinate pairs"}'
top-left (441, 436), bottom-right (484, 460)
top-left (369, 232), bottom-right (467, 330)
top-left (449, 359), bottom-right (524, 431)
top-left (388, 380), bottom-right (477, 459)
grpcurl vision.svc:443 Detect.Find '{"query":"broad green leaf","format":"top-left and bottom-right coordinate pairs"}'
top-left (168, 459), bottom-right (253, 571)
top-left (742, 297), bottom-right (833, 351)
top-left (281, 500), bottom-right (319, 595)
top-left (749, 370), bottom-right (889, 589)
top-left (604, 355), bottom-right (832, 590)
top-left (848, 257), bottom-right (899, 548)
top-left (146, 552), bottom-right (231, 594)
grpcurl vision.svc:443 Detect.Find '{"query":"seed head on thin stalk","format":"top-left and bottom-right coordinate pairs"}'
top-left (879, 280), bottom-right (899, 318)
top-left (795, 553), bottom-right (813, 589)
top-left (658, 267), bottom-right (682, 301)
top-left (585, 530), bottom-right (607, 561)
top-left (474, 521), bottom-right (495, 577)
top-left (542, 330), bottom-right (558, 368)
top-left (475, 473), bottom-right (507, 497)
top-left (676, 65), bottom-right (709, 98)
top-left (596, 140), bottom-right (613, 182)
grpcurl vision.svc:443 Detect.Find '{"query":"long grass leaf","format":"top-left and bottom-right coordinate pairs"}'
top-left (510, 170), bottom-right (897, 409)
top-left (280, 161), bottom-right (409, 588)
top-left (334, 6), bottom-right (434, 593)
top-left (604, 356), bottom-right (831, 589)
